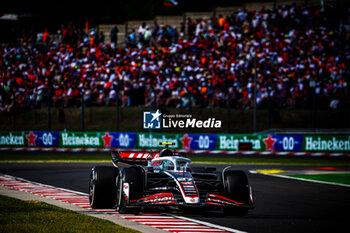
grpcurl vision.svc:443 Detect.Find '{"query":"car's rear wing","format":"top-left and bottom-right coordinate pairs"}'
top-left (111, 151), bottom-right (160, 166)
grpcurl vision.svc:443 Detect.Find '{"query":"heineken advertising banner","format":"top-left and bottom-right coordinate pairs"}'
top-left (272, 135), bottom-right (304, 152)
top-left (0, 131), bottom-right (60, 147)
top-left (303, 135), bottom-right (350, 152)
top-left (55, 131), bottom-right (137, 148)
top-left (137, 133), bottom-right (182, 149)
top-left (135, 133), bottom-right (217, 150)
top-left (32, 131), bottom-right (60, 147)
top-left (105, 132), bottom-right (137, 148)
top-left (0, 131), bottom-right (27, 147)
top-left (187, 134), bottom-right (218, 150)
top-left (217, 134), bottom-right (269, 151)
top-left (60, 131), bottom-right (104, 148)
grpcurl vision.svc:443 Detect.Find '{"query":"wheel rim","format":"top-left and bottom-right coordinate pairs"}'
top-left (89, 172), bottom-right (95, 205)
top-left (116, 175), bottom-right (122, 211)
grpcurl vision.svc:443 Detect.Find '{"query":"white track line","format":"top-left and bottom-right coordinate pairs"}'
top-left (6, 175), bottom-right (89, 196)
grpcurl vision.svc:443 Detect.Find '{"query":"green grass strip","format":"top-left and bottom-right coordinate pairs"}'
top-left (0, 194), bottom-right (139, 233)
top-left (286, 173), bottom-right (350, 185)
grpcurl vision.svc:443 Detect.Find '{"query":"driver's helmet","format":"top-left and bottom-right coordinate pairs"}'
top-left (163, 160), bottom-right (175, 170)
top-left (159, 148), bottom-right (173, 157)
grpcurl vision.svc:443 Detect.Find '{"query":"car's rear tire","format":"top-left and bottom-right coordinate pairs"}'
top-left (222, 170), bottom-right (250, 216)
top-left (117, 166), bottom-right (144, 214)
top-left (89, 166), bottom-right (119, 209)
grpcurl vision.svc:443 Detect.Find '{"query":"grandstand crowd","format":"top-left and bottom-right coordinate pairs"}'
top-left (0, 4), bottom-right (349, 114)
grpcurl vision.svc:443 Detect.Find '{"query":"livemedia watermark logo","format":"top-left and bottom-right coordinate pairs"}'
top-left (143, 110), bottom-right (222, 129)
top-left (143, 110), bottom-right (162, 129)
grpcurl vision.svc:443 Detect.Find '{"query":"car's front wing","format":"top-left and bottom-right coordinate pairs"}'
top-left (128, 192), bottom-right (254, 209)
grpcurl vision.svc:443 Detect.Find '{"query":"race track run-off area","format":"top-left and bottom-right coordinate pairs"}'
top-left (0, 174), bottom-right (242, 233)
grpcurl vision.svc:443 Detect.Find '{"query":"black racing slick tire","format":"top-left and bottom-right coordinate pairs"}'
top-left (223, 170), bottom-right (250, 216)
top-left (89, 166), bottom-right (119, 209)
top-left (117, 166), bottom-right (144, 214)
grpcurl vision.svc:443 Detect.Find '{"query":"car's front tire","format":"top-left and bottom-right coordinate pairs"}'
top-left (116, 166), bottom-right (144, 214)
top-left (222, 170), bottom-right (250, 216)
top-left (89, 166), bottom-right (119, 209)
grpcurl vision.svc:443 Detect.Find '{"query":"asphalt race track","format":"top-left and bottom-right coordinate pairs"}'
top-left (1, 161), bottom-right (349, 233)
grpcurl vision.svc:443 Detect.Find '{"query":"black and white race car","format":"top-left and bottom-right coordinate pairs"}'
top-left (89, 142), bottom-right (254, 215)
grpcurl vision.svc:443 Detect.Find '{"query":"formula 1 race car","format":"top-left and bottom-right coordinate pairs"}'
top-left (89, 142), bottom-right (254, 215)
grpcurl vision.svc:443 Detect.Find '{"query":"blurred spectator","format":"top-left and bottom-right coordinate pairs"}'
top-left (42, 29), bottom-right (50, 43)
top-left (98, 32), bottom-right (105, 44)
top-left (110, 26), bottom-right (119, 47)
